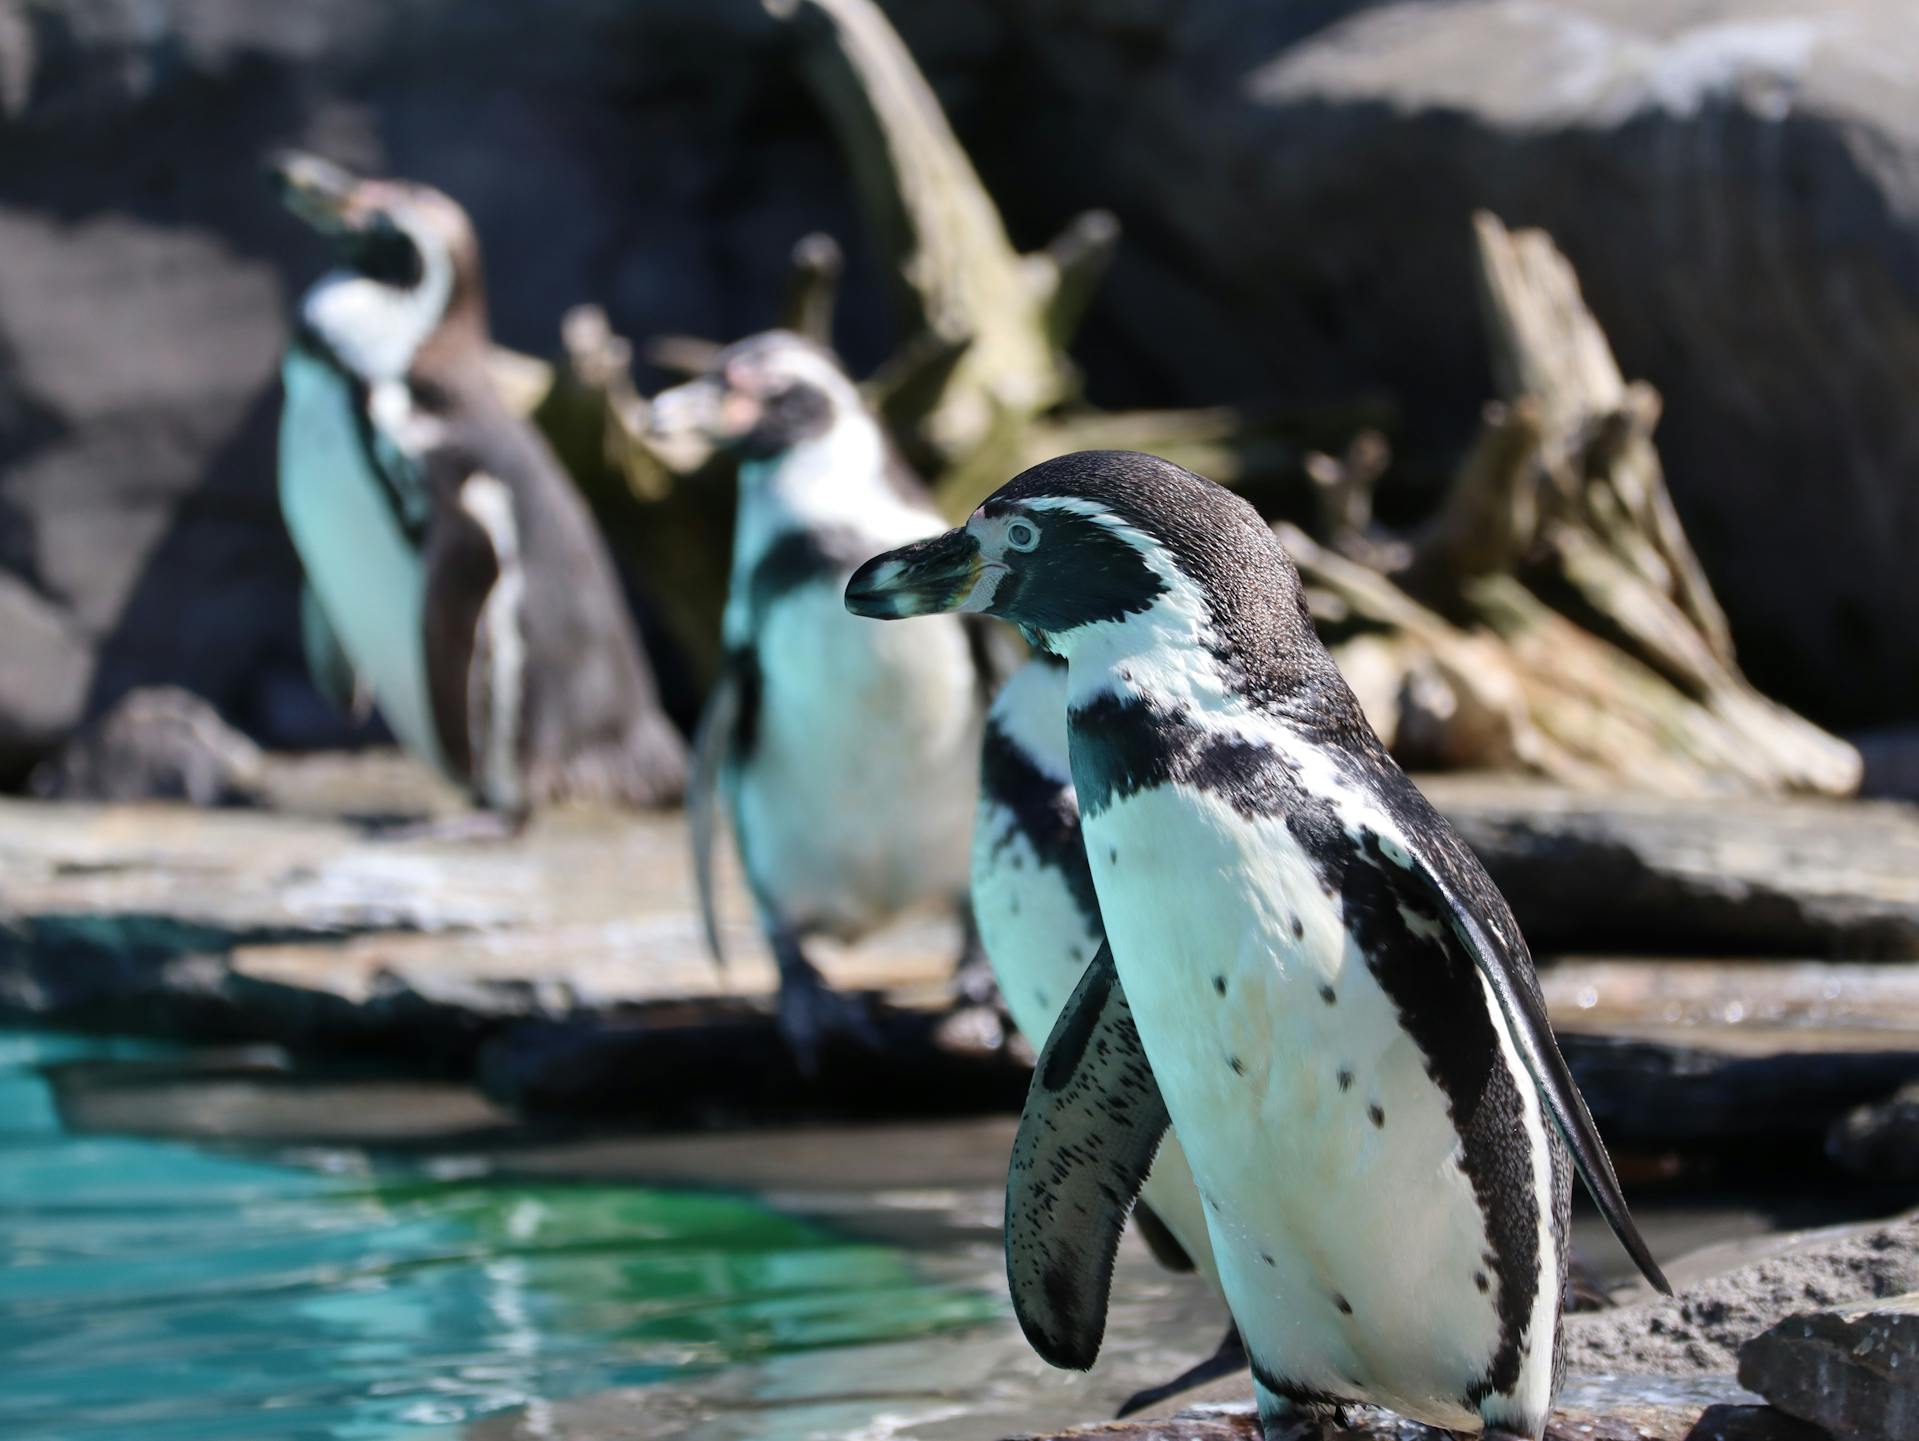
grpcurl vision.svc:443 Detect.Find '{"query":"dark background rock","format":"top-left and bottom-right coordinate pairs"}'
top-left (1738, 1294), bottom-right (1919, 1441)
top-left (2, 0), bottom-right (1917, 777)
top-left (27, 684), bottom-right (264, 804)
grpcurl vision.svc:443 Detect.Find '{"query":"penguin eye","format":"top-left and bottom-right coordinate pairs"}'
top-left (1005, 519), bottom-right (1040, 553)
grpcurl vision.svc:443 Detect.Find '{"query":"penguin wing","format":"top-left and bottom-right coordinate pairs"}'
top-left (1005, 942), bottom-right (1169, 1370)
top-left (1371, 824), bottom-right (1673, 1296)
top-left (419, 478), bottom-right (502, 789)
top-left (299, 581), bottom-right (370, 720)
top-left (690, 660), bottom-right (744, 969)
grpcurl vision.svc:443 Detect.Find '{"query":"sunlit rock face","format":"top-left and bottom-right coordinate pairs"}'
top-left (5, 0), bottom-right (1919, 775)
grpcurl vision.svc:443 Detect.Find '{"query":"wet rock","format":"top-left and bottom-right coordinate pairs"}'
top-left (1738, 1294), bottom-right (1919, 1441)
top-left (26, 686), bottom-right (264, 806)
top-left (1567, 1209), bottom-right (1919, 1380)
top-left (1427, 778), bottom-right (1919, 959)
top-left (0, 761), bottom-right (997, 1103)
top-left (1830, 1082), bottom-right (1919, 1182)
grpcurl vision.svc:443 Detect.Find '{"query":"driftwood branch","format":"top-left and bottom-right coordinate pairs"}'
top-left (781, 231), bottom-right (844, 346)
top-left (765, 0), bottom-right (1110, 471)
top-left (1293, 214), bottom-right (1858, 798)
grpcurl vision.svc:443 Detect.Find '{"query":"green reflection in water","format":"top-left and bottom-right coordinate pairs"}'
top-left (0, 1032), bottom-right (994, 1441)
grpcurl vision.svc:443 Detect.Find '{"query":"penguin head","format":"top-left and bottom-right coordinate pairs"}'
top-left (271, 151), bottom-right (486, 382)
top-left (848, 449), bottom-right (1328, 679)
top-left (644, 331), bottom-right (863, 472)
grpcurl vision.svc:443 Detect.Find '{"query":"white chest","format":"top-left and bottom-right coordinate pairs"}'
top-left (731, 578), bottom-right (980, 935)
top-left (1081, 783), bottom-right (1507, 1429)
top-left (278, 350), bottom-right (446, 775)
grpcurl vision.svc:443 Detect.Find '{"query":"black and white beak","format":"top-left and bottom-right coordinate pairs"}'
top-left (641, 375), bottom-right (728, 474)
top-left (845, 528), bottom-right (990, 619)
top-left (268, 150), bottom-right (369, 237)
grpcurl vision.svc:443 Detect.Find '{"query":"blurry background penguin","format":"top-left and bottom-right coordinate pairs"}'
top-left (270, 152), bottom-right (687, 830)
top-left (975, 649), bottom-right (1242, 1417)
top-left (646, 330), bottom-right (996, 1072)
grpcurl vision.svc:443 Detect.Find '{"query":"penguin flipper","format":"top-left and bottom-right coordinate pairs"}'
top-left (300, 581), bottom-right (370, 720)
top-left (1005, 942), bottom-right (1169, 1371)
top-left (690, 666), bottom-right (741, 971)
top-left (1372, 827), bottom-right (1673, 1296)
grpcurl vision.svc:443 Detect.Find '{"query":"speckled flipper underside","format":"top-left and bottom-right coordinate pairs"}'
top-left (1005, 942), bottom-right (1169, 1371)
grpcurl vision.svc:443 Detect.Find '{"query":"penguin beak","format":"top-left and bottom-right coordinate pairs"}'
top-left (641, 376), bottom-right (727, 473)
top-left (845, 529), bottom-right (993, 620)
top-left (267, 150), bottom-right (368, 236)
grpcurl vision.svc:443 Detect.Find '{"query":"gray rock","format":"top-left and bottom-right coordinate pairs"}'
top-left (1739, 1293), bottom-right (1919, 1441)
top-left (968, 0), bottom-right (1919, 731)
top-left (27, 685), bottom-right (264, 805)
top-left (1567, 1209), bottom-right (1919, 1379)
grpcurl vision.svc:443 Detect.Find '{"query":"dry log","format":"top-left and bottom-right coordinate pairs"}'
top-left (763, 0), bottom-right (1113, 475)
top-left (531, 307), bottom-right (734, 681)
top-left (1299, 214), bottom-right (1858, 798)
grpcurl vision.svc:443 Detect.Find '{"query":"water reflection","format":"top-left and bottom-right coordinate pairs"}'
top-left (0, 1032), bottom-right (994, 1441)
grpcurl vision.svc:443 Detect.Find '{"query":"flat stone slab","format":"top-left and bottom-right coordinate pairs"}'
top-left (9, 762), bottom-right (1919, 1122)
top-left (0, 794), bottom-right (959, 1032)
top-left (1739, 1293), bottom-right (1919, 1441)
top-left (1426, 776), bottom-right (1919, 959)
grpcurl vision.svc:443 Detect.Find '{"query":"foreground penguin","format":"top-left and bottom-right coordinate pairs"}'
top-left (272, 152), bottom-right (686, 821)
top-left (975, 653), bottom-right (1238, 1414)
top-left (647, 331), bottom-right (988, 1069)
top-left (847, 451), bottom-right (1668, 1440)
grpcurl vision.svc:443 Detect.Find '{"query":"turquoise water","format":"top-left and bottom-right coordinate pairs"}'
top-left (0, 1032), bottom-right (995, 1441)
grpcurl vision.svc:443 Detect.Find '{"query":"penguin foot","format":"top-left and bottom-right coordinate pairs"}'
top-left (776, 958), bottom-right (883, 1077)
top-left (1115, 1324), bottom-right (1245, 1417)
top-left (1254, 1393), bottom-right (1328, 1441)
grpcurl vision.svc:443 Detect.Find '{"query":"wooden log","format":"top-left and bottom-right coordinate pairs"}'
top-left (1293, 214), bottom-right (1857, 797)
top-left (764, 0), bottom-right (1109, 472)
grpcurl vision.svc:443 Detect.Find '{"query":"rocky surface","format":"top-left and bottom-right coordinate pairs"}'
top-left (992, 1400), bottom-right (1821, 1441)
top-left (5, 1), bottom-right (1919, 777)
top-left (0, 760), bottom-right (1031, 1111)
top-left (1739, 1293), bottom-right (1919, 1441)
top-left (10, 760), bottom-right (1919, 1130)
top-left (1568, 1209), bottom-right (1919, 1378)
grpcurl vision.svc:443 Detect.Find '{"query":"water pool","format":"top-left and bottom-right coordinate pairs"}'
top-left (0, 1031), bottom-right (995, 1441)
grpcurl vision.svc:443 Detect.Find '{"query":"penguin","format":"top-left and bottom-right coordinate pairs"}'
top-left (646, 330), bottom-right (990, 1070)
top-left (270, 151), bottom-right (686, 822)
top-left (845, 450), bottom-right (1668, 1441)
top-left (974, 651), bottom-right (1241, 1415)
